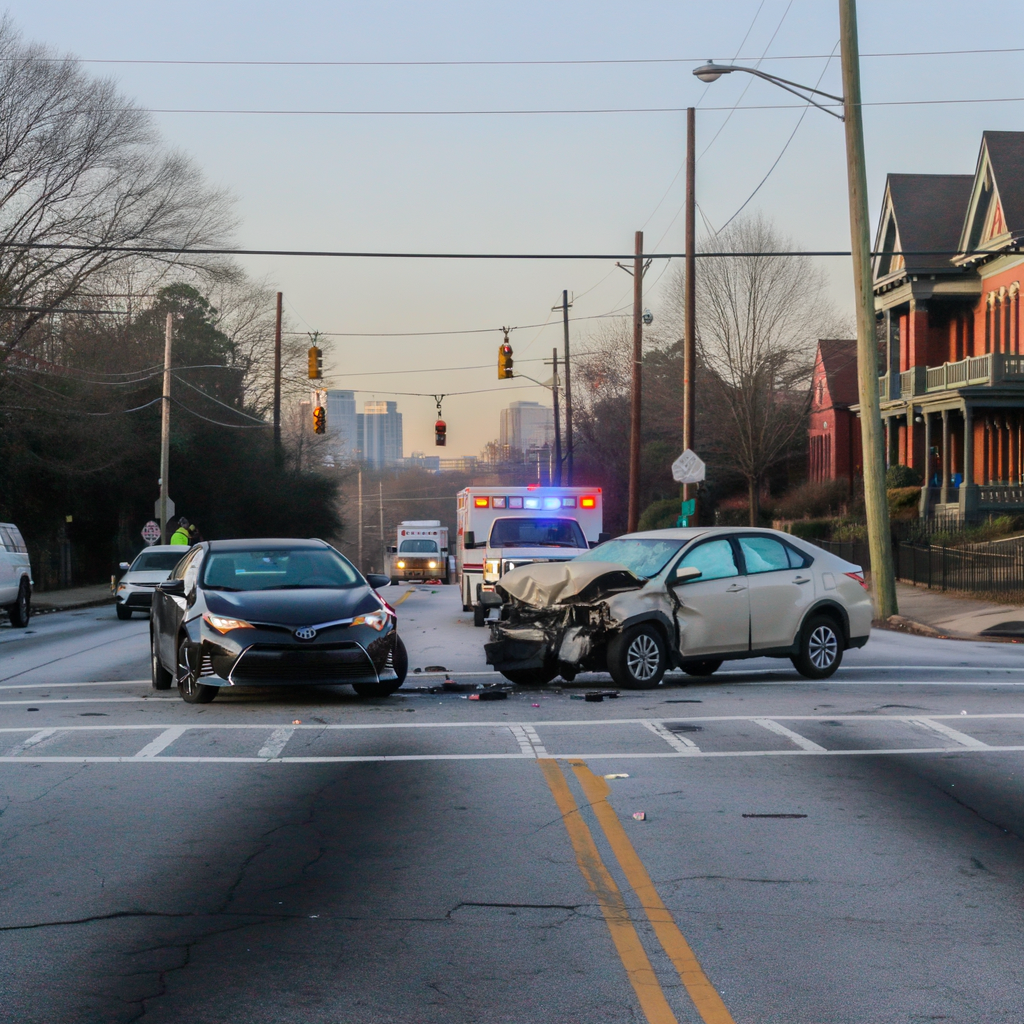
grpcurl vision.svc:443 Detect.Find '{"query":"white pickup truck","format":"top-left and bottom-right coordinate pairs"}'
top-left (456, 487), bottom-right (605, 626)
top-left (0, 523), bottom-right (32, 627)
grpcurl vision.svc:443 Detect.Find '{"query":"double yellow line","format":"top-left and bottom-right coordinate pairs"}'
top-left (540, 759), bottom-right (736, 1024)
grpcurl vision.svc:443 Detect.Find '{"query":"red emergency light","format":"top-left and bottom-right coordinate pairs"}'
top-left (474, 497), bottom-right (490, 508)
top-left (580, 495), bottom-right (597, 508)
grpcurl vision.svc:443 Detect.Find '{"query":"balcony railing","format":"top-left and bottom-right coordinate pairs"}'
top-left (879, 353), bottom-right (1024, 400)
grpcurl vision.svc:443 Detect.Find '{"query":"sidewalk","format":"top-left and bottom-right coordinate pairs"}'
top-left (892, 582), bottom-right (1024, 639)
top-left (32, 583), bottom-right (114, 612)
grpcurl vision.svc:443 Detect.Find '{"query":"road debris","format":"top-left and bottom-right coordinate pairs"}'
top-left (604, 773), bottom-right (629, 780)
top-left (469, 690), bottom-right (509, 701)
top-left (632, 811), bottom-right (646, 821)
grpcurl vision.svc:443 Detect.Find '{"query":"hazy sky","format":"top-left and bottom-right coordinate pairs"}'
top-left (13, 1), bottom-right (1024, 454)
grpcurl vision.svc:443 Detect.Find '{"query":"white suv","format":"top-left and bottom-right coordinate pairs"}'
top-left (0, 523), bottom-right (33, 627)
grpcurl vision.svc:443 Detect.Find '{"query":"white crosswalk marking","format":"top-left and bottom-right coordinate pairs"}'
top-left (644, 720), bottom-right (699, 753)
top-left (508, 725), bottom-right (547, 757)
top-left (522, 725), bottom-right (548, 756)
top-left (6, 728), bottom-right (58, 757)
top-left (909, 718), bottom-right (990, 749)
top-left (257, 727), bottom-right (295, 759)
top-left (133, 726), bottom-right (188, 759)
top-left (753, 718), bottom-right (826, 752)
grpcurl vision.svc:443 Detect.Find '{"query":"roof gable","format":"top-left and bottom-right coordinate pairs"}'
top-left (812, 339), bottom-right (858, 409)
top-left (958, 132), bottom-right (1024, 256)
top-left (873, 174), bottom-right (973, 285)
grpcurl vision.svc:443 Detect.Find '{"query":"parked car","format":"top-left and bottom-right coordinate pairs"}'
top-left (0, 523), bottom-right (32, 628)
top-left (485, 527), bottom-right (872, 688)
top-left (150, 538), bottom-right (407, 703)
top-left (115, 545), bottom-right (186, 620)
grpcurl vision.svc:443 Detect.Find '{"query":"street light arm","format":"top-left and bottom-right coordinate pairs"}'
top-left (694, 62), bottom-right (845, 121)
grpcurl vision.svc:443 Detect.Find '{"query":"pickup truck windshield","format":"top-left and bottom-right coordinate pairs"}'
top-left (488, 518), bottom-right (587, 549)
top-left (400, 539), bottom-right (438, 553)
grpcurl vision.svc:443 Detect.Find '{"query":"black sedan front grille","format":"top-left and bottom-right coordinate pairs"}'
top-left (229, 642), bottom-right (378, 683)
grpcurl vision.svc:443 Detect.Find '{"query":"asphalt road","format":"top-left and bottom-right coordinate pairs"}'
top-left (3, 586), bottom-right (1024, 1023)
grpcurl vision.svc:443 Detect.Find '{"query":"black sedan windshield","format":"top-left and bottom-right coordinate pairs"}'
top-left (202, 548), bottom-right (361, 591)
top-left (488, 518), bottom-right (587, 549)
top-left (574, 538), bottom-right (685, 579)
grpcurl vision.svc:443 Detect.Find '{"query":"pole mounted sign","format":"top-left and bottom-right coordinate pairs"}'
top-left (141, 520), bottom-right (162, 546)
top-left (671, 449), bottom-right (706, 484)
top-left (155, 497), bottom-right (175, 521)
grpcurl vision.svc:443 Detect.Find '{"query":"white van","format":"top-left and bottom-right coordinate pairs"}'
top-left (0, 523), bottom-right (33, 627)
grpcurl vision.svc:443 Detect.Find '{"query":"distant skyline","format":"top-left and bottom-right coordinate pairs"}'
top-left (12, 1), bottom-right (1024, 454)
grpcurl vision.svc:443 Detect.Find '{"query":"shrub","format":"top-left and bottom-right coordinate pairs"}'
top-left (831, 520), bottom-right (867, 542)
top-left (785, 519), bottom-right (832, 540)
top-left (638, 498), bottom-right (683, 532)
top-left (886, 464), bottom-right (922, 488)
top-left (887, 486), bottom-right (921, 520)
top-left (770, 480), bottom-right (849, 520)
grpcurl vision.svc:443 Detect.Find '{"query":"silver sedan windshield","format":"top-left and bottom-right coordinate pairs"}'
top-left (575, 538), bottom-right (685, 579)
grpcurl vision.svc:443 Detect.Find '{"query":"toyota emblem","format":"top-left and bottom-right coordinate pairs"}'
top-left (294, 626), bottom-right (317, 641)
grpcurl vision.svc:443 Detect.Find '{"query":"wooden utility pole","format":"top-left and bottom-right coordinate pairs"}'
top-left (561, 290), bottom-right (574, 485)
top-left (628, 230), bottom-right (644, 532)
top-left (683, 107), bottom-right (698, 526)
top-left (159, 312), bottom-right (173, 543)
top-left (839, 0), bottom-right (897, 618)
top-left (273, 291), bottom-right (282, 466)
top-left (552, 348), bottom-right (562, 486)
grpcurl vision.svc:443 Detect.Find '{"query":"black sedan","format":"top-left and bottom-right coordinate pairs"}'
top-left (150, 538), bottom-right (407, 704)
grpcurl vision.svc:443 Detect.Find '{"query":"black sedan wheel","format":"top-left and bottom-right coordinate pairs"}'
top-left (151, 633), bottom-right (173, 690)
top-left (177, 638), bottom-right (217, 704)
top-left (353, 635), bottom-right (408, 698)
top-left (791, 615), bottom-right (843, 679)
top-left (607, 624), bottom-right (667, 689)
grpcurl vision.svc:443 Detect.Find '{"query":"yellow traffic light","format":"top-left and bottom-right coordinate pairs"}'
top-left (308, 346), bottom-right (323, 379)
top-left (313, 405), bottom-right (326, 434)
top-left (498, 341), bottom-right (513, 379)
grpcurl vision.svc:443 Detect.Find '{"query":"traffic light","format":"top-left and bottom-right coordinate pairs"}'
top-left (313, 405), bottom-right (326, 434)
top-left (307, 346), bottom-right (323, 379)
top-left (435, 419), bottom-right (447, 446)
top-left (498, 340), bottom-right (513, 379)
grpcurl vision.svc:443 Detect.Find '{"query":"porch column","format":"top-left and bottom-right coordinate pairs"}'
top-left (941, 409), bottom-right (951, 504)
top-left (1010, 412), bottom-right (1019, 486)
top-left (987, 415), bottom-right (996, 484)
top-left (920, 411), bottom-right (933, 518)
top-left (963, 405), bottom-right (973, 487)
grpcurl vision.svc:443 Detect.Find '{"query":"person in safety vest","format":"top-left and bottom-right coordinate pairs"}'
top-left (170, 517), bottom-right (193, 546)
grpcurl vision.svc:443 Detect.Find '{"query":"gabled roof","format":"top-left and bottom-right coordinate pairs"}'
top-left (957, 131), bottom-right (1024, 258)
top-left (873, 173), bottom-right (973, 285)
top-left (813, 339), bottom-right (859, 409)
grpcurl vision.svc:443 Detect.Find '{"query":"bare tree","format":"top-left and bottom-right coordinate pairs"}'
top-left (0, 16), bottom-right (234, 364)
top-left (663, 214), bottom-right (848, 524)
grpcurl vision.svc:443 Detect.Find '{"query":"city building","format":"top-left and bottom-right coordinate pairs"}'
top-left (815, 130), bottom-right (1024, 520)
top-left (499, 401), bottom-right (554, 454)
top-left (325, 390), bottom-right (358, 464)
top-left (360, 400), bottom-right (403, 468)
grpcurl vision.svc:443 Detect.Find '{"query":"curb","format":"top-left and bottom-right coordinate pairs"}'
top-left (33, 596), bottom-right (116, 615)
top-left (874, 614), bottom-right (1022, 644)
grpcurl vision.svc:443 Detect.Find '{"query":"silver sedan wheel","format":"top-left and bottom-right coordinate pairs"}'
top-left (626, 632), bottom-right (662, 681)
top-left (807, 624), bottom-right (838, 670)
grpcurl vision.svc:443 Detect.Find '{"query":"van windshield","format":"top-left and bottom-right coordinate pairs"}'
top-left (400, 539), bottom-right (438, 553)
top-left (488, 518), bottom-right (586, 549)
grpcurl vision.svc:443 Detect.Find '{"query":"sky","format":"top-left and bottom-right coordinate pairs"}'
top-left (12, 1), bottom-right (1024, 455)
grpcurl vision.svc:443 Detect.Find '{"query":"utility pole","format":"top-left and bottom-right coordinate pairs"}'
top-left (839, 0), bottom-right (897, 618)
top-left (562, 290), bottom-right (573, 485)
top-left (357, 469), bottom-right (364, 572)
top-left (273, 291), bottom-right (282, 467)
top-left (551, 348), bottom-right (562, 486)
top-left (378, 481), bottom-right (385, 573)
top-left (683, 106), bottom-right (698, 526)
top-left (159, 312), bottom-right (173, 544)
top-left (628, 230), bottom-right (644, 533)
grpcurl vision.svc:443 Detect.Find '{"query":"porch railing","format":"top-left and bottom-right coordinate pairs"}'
top-left (878, 352), bottom-right (1024, 400)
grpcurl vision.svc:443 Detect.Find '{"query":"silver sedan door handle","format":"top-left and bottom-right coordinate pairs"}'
top-left (725, 583), bottom-right (747, 592)
top-left (793, 576), bottom-right (810, 584)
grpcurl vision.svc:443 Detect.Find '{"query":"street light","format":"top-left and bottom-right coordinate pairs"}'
top-left (693, 0), bottom-right (898, 620)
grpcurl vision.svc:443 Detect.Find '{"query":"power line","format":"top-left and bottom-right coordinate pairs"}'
top-left (284, 311), bottom-right (629, 339)
top-left (34, 46), bottom-right (1024, 67)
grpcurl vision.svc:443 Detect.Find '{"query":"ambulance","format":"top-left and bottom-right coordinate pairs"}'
top-left (456, 486), bottom-right (605, 626)
top-left (387, 520), bottom-right (450, 584)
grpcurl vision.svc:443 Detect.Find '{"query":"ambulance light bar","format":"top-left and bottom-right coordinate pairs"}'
top-left (469, 493), bottom-right (599, 511)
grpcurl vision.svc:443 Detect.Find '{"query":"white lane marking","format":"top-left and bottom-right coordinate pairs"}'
top-left (0, 697), bottom-right (174, 706)
top-left (5, 728), bottom-right (58, 757)
top-left (909, 718), bottom-right (991, 749)
top-left (257, 727), bottom-right (295, 759)
top-left (0, 680), bottom-right (148, 692)
top-left (3, 744), bottom-right (1024, 764)
top-left (753, 718), bottom-right (826, 752)
top-left (133, 726), bottom-right (188, 759)
top-left (508, 725), bottom-right (534, 756)
top-left (521, 725), bottom-right (548, 756)
top-left (643, 720), bottom-right (699, 752)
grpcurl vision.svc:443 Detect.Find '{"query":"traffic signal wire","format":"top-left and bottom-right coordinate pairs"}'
top-left (170, 373), bottom-right (268, 422)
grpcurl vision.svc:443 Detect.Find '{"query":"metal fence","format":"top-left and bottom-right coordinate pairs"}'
top-left (817, 538), bottom-right (1024, 595)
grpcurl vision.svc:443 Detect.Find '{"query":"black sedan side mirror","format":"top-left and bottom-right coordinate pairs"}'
top-left (668, 567), bottom-right (702, 588)
top-left (366, 573), bottom-right (391, 589)
top-left (158, 579), bottom-right (186, 596)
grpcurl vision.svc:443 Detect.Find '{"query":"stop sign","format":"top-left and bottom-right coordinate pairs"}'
top-left (141, 520), bottom-right (161, 545)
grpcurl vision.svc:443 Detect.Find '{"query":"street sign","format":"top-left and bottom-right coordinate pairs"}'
top-left (141, 520), bottom-right (161, 546)
top-left (676, 498), bottom-right (697, 528)
top-left (671, 449), bottom-right (706, 484)
top-left (155, 497), bottom-right (175, 520)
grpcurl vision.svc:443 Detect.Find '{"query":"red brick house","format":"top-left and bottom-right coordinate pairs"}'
top-left (848, 130), bottom-right (1024, 519)
top-left (808, 338), bottom-right (861, 488)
